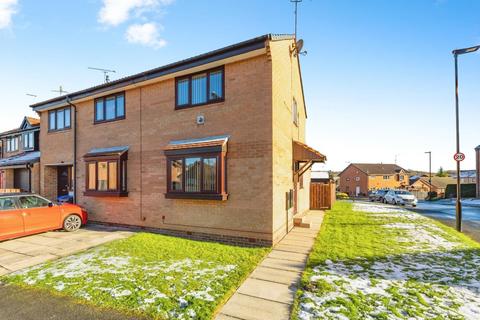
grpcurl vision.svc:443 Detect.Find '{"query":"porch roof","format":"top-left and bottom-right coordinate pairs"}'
top-left (84, 146), bottom-right (129, 158)
top-left (164, 135), bottom-right (229, 153)
top-left (293, 141), bottom-right (326, 163)
top-left (0, 151), bottom-right (40, 169)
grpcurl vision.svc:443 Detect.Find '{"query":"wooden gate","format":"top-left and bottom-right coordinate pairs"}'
top-left (310, 182), bottom-right (335, 210)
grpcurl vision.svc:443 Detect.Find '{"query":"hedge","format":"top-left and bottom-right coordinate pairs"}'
top-left (444, 183), bottom-right (476, 198)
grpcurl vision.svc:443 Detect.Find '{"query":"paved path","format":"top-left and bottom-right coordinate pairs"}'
top-left (215, 210), bottom-right (324, 320)
top-left (0, 224), bottom-right (133, 275)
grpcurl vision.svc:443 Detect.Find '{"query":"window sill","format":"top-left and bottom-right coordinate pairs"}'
top-left (175, 99), bottom-right (225, 110)
top-left (84, 191), bottom-right (128, 197)
top-left (93, 117), bottom-right (126, 125)
top-left (48, 128), bottom-right (71, 134)
top-left (165, 192), bottom-right (228, 201)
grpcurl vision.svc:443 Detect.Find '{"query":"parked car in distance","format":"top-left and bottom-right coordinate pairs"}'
top-left (384, 190), bottom-right (418, 207)
top-left (370, 189), bottom-right (388, 202)
top-left (0, 193), bottom-right (88, 241)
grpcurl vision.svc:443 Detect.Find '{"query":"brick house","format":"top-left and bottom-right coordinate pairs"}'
top-left (0, 117), bottom-right (40, 193)
top-left (338, 163), bottom-right (409, 196)
top-left (30, 34), bottom-right (326, 246)
top-left (476, 145), bottom-right (479, 198)
top-left (409, 176), bottom-right (456, 198)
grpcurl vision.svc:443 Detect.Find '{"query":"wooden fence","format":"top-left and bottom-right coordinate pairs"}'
top-left (0, 189), bottom-right (21, 194)
top-left (310, 182), bottom-right (336, 210)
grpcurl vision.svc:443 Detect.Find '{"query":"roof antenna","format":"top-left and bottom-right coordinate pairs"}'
top-left (25, 93), bottom-right (37, 98)
top-left (290, 0), bottom-right (303, 40)
top-left (88, 67), bottom-right (116, 83)
top-left (51, 86), bottom-right (69, 96)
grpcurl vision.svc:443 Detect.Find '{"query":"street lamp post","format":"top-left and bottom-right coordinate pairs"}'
top-left (452, 45), bottom-right (480, 232)
top-left (425, 151), bottom-right (432, 199)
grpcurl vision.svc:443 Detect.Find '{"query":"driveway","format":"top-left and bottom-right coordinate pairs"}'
top-left (0, 224), bottom-right (133, 275)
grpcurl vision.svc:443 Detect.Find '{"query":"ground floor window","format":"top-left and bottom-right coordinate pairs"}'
top-left (84, 149), bottom-right (128, 197)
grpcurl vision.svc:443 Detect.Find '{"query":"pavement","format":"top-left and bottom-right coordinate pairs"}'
top-left (215, 210), bottom-right (324, 320)
top-left (0, 224), bottom-right (133, 276)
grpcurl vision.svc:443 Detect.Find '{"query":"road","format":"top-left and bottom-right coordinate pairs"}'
top-left (412, 200), bottom-right (480, 242)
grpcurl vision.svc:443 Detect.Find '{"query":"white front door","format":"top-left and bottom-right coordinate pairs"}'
top-left (355, 186), bottom-right (360, 196)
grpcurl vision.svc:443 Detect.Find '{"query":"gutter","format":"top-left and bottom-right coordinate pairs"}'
top-left (66, 97), bottom-right (77, 204)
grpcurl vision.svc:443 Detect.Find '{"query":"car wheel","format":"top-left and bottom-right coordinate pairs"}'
top-left (393, 199), bottom-right (397, 205)
top-left (63, 214), bottom-right (82, 232)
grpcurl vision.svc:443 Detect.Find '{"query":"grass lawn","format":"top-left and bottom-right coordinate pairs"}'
top-left (1, 232), bottom-right (269, 320)
top-left (293, 201), bottom-right (480, 320)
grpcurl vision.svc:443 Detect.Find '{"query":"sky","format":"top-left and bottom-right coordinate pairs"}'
top-left (0, 0), bottom-right (479, 172)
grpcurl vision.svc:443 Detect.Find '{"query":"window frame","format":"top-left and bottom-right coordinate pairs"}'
top-left (84, 153), bottom-right (128, 197)
top-left (23, 131), bottom-right (34, 150)
top-left (94, 92), bottom-right (126, 124)
top-left (175, 67), bottom-right (225, 110)
top-left (165, 150), bottom-right (227, 200)
top-left (48, 107), bottom-right (71, 132)
top-left (6, 136), bottom-right (19, 152)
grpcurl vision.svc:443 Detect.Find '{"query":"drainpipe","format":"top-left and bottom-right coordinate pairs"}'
top-left (27, 163), bottom-right (32, 193)
top-left (66, 97), bottom-right (77, 204)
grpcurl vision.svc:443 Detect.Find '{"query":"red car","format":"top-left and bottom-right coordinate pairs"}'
top-left (0, 193), bottom-right (88, 241)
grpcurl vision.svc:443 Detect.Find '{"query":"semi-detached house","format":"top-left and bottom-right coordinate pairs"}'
top-left (30, 34), bottom-right (326, 246)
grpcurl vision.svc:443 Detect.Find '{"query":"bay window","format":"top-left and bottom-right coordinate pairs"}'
top-left (175, 67), bottom-right (224, 109)
top-left (164, 136), bottom-right (228, 200)
top-left (84, 146), bottom-right (128, 197)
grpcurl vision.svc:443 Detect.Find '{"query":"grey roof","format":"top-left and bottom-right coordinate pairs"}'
top-left (349, 163), bottom-right (407, 175)
top-left (476, 145), bottom-right (480, 150)
top-left (84, 146), bottom-right (129, 157)
top-left (30, 34), bottom-right (295, 112)
top-left (168, 135), bottom-right (230, 146)
top-left (0, 151), bottom-right (40, 168)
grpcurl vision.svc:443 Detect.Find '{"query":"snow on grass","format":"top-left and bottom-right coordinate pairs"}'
top-left (296, 202), bottom-right (480, 320)
top-left (2, 233), bottom-right (269, 320)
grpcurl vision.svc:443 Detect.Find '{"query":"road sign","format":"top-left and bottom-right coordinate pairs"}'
top-left (454, 153), bottom-right (465, 162)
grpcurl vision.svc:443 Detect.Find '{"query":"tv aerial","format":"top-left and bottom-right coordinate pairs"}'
top-left (51, 86), bottom-right (69, 96)
top-left (88, 67), bottom-right (116, 83)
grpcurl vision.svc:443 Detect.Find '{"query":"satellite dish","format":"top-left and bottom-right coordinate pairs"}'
top-left (296, 39), bottom-right (304, 53)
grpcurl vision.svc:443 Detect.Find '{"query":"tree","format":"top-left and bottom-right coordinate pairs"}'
top-left (436, 167), bottom-right (448, 177)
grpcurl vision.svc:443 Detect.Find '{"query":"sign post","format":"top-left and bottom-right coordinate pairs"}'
top-left (454, 152), bottom-right (465, 232)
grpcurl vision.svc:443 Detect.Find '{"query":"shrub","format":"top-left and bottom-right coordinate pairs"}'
top-left (336, 192), bottom-right (349, 200)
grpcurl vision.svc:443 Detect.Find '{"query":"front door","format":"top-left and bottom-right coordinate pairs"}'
top-left (0, 196), bottom-right (24, 240)
top-left (14, 168), bottom-right (29, 192)
top-left (57, 166), bottom-right (71, 197)
top-left (355, 186), bottom-right (361, 197)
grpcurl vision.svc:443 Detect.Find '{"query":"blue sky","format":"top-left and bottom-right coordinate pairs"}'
top-left (1, 0), bottom-right (479, 172)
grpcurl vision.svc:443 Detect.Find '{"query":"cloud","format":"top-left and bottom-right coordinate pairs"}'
top-left (98, 0), bottom-right (173, 26)
top-left (0, 0), bottom-right (18, 29)
top-left (125, 22), bottom-right (166, 49)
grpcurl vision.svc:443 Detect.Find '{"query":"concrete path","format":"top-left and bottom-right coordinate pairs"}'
top-left (0, 224), bottom-right (133, 275)
top-left (215, 210), bottom-right (324, 320)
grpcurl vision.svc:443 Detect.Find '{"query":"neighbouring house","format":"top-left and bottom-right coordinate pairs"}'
top-left (0, 117), bottom-right (40, 193)
top-left (450, 169), bottom-right (477, 184)
top-left (338, 163), bottom-right (409, 196)
top-left (30, 34), bottom-right (326, 246)
top-left (476, 146), bottom-right (480, 198)
top-left (409, 176), bottom-right (456, 198)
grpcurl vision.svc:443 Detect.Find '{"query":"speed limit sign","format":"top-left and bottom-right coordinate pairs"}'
top-left (454, 153), bottom-right (465, 162)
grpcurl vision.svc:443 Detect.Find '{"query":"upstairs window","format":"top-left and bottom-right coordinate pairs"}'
top-left (6, 137), bottom-right (18, 152)
top-left (23, 132), bottom-right (34, 150)
top-left (176, 67), bottom-right (224, 109)
top-left (49, 107), bottom-right (71, 131)
top-left (95, 93), bottom-right (125, 123)
top-left (383, 175), bottom-right (391, 180)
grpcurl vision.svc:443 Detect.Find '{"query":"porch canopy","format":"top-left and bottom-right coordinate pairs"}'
top-left (293, 141), bottom-right (326, 179)
top-left (164, 135), bottom-right (229, 155)
top-left (0, 151), bottom-right (40, 169)
top-left (84, 146), bottom-right (129, 159)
